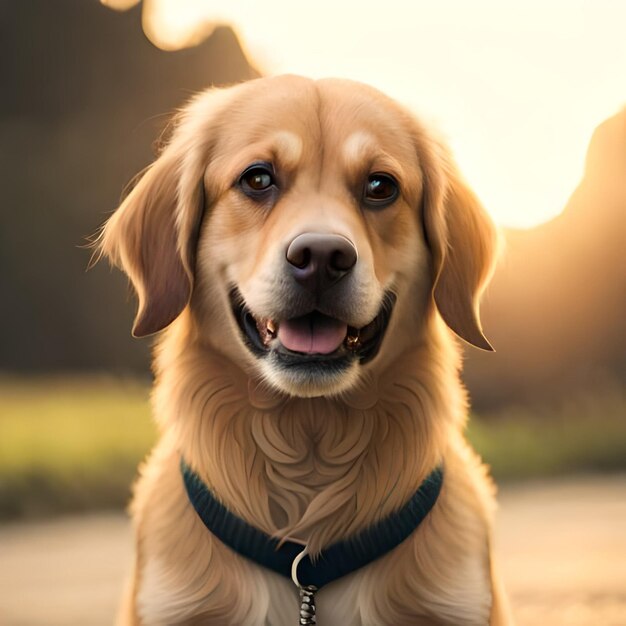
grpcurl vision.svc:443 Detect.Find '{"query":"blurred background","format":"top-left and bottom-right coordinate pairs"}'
top-left (0, 1), bottom-right (624, 624)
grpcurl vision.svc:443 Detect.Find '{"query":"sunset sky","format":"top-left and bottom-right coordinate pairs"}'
top-left (103, 0), bottom-right (626, 228)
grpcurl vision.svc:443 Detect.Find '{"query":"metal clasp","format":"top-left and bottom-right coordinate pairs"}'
top-left (291, 548), bottom-right (318, 625)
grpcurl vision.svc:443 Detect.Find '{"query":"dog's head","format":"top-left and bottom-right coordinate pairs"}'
top-left (99, 76), bottom-right (496, 397)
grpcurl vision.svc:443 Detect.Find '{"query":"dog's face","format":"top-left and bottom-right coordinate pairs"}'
top-left (100, 76), bottom-right (496, 397)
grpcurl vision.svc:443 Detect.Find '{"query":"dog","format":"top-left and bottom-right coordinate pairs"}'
top-left (98, 75), bottom-right (512, 625)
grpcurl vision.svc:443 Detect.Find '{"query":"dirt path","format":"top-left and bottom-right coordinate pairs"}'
top-left (1, 476), bottom-right (625, 625)
top-left (495, 475), bottom-right (626, 626)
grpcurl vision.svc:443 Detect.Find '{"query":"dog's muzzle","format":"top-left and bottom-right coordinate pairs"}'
top-left (230, 232), bottom-right (396, 372)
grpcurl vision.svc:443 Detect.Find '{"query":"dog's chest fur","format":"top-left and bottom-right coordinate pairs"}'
top-left (122, 345), bottom-right (497, 625)
top-left (138, 551), bottom-right (490, 626)
top-left (132, 433), bottom-right (493, 626)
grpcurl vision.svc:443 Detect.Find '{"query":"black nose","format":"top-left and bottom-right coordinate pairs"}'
top-left (286, 233), bottom-right (358, 293)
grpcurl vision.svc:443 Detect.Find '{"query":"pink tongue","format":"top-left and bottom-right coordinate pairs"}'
top-left (278, 314), bottom-right (347, 354)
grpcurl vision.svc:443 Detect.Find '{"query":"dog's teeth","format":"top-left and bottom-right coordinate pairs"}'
top-left (266, 320), bottom-right (277, 337)
top-left (345, 330), bottom-right (361, 349)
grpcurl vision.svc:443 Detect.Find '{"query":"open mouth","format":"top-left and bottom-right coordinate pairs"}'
top-left (230, 289), bottom-right (396, 366)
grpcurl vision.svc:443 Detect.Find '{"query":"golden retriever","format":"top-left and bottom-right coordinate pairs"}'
top-left (99, 75), bottom-right (512, 625)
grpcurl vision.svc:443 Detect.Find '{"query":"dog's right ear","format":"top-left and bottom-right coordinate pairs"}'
top-left (95, 86), bottom-right (238, 337)
top-left (97, 149), bottom-right (202, 338)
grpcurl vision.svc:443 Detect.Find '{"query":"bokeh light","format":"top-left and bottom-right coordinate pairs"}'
top-left (101, 0), bottom-right (626, 228)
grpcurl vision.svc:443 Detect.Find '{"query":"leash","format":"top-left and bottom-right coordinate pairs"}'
top-left (181, 459), bottom-right (443, 623)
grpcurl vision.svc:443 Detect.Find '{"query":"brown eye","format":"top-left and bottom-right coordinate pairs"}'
top-left (238, 162), bottom-right (276, 197)
top-left (364, 173), bottom-right (399, 208)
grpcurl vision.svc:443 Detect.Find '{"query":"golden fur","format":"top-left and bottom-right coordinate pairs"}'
top-left (99, 75), bottom-right (512, 625)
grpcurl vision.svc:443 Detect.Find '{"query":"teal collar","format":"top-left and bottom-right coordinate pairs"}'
top-left (181, 459), bottom-right (443, 590)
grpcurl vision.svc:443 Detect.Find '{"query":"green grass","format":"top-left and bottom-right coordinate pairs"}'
top-left (468, 383), bottom-right (626, 480)
top-left (1, 376), bottom-right (625, 520)
top-left (0, 376), bottom-right (155, 519)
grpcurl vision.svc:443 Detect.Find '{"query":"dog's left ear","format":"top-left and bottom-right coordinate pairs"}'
top-left (97, 148), bottom-right (203, 337)
top-left (420, 139), bottom-right (498, 351)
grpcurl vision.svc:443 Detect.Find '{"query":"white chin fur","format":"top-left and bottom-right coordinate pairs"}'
top-left (257, 358), bottom-right (362, 398)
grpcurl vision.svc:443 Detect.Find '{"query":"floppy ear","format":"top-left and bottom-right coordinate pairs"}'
top-left (96, 86), bottom-right (237, 337)
top-left (421, 143), bottom-right (498, 351)
top-left (98, 147), bottom-right (204, 338)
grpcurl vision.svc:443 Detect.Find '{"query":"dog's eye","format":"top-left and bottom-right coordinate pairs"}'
top-left (238, 163), bottom-right (276, 197)
top-left (364, 173), bottom-right (399, 208)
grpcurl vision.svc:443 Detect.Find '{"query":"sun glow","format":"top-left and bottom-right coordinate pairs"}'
top-left (101, 0), bottom-right (626, 229)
